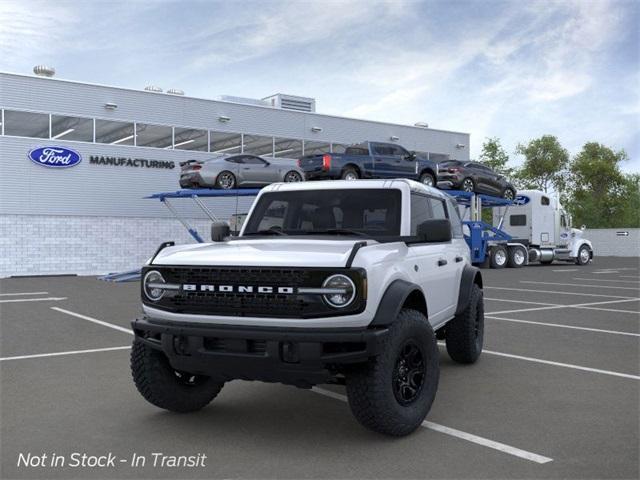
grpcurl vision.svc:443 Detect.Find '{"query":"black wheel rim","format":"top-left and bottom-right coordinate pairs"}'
top-left (285, 171), bottom-right (302, 182)
top-left (173, 370), bottom-right (207, 387)
top-left (392, 340), bottom-right (425, 406)
top-left (218, 173), bottom-right (234, 189)
top-left (462, 179), bottom-right (474, 192)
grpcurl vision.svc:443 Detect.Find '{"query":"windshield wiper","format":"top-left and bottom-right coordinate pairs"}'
top-left (303, 229), bottom-right (368, 237)
top-left (244, 229), bottom-right (287, 236)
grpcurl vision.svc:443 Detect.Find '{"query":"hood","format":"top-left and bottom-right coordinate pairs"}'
top-left (152, 238), bottom-right (364, 267)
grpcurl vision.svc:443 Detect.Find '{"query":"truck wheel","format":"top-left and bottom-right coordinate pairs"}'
top-left (445, 283), bottom-right (484, 364)
top-left (346, 309), bottom-right (439, 436)
top-left (131, 340), bottom-right (224, 413)
top-left (419, 172), bottom-right (435, 187)
top-left (507, 245), bottom-right (526, 268)
top-left (576, 245), bottom-right (591, 265)
top-left (341, 167), bottom-right (359, 180)
top-left (490, 245), bottom-right (508, 269)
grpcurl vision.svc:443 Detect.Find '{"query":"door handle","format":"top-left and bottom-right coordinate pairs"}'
top-left (438, 259), bottom-right (448, 267)
top-left (455, 256), bottom-right (463, 263)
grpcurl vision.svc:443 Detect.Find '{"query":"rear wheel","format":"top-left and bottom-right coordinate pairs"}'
top-left (445, 284), bottom-right (484, 364)
top-left (461, 178), bottom-right (475, 192)
top-left (507, 245), bottom-right (526, 268)
top-left (284, 170), bottom-right (303, 182)
top-left (216, 171), bottom-right (236, 189)
top-left (576, 245), bottom-right (591, 265)
top-left (490, 245), bottom-right (508, 269)
top-left (341, 167), bottom-right (359, 180)
top-left (419, 172), bottom-right (435, 187)
top-left (346, 309), bottom-right (439, 436)
top-left (131, 340), bottom-right (224, 413)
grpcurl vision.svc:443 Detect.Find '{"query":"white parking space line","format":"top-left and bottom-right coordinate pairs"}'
top-left (486, 316), bottom-right (640, 337)
top-left (0, 291), bottom-right (49, 296)
top-left (0, 297), bottom-right (67, 303)
top-left (311, 387), bottom-right (553, 464)
top-left (521, 281), bottom-right (640, 291)
top-left (552, 269), bottom-right (579, 272)
top-left (485, 297), bottom-right (556, 307)
top-left (486, 298), bottom-right (640, 316)
top-left (0, 346), bottom-right (131, 362)
top-left (481, 349), bottom-right (640, 380)
top-left (486, 286), bottom-right (637, 299)
top-left (51, 307), bottom-right (133, 335)
top-left (620, 275), bottom-right (640, 279)
top-left (573, 278), bottom-right (640, 284)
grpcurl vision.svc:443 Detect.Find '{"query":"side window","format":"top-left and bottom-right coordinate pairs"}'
top-left (226, 156), bottom-right (242, 164)
top-left (446, 198), bottom-right (464, 238)
top-left (391, 145), bottom-right (409, 157)
top-left (510, 215), bottom-right (527, 226)
top-left (541, 196), bottom-right (550, 206)
top-left (242, 156), bottom-right (266, 165)
top-left (410, 194), bottom-right (432, 235)
top-left (429, 198), bottom-right (447, 220)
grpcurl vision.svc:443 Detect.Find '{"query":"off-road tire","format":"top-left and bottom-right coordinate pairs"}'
top-left (345, 309), bottom-right (439, 436)
top-left (445, 284), bottom-right (484, 364)
top-left (419, 172), bottom-right (435, 187)
top-left (131, 340), bottom-right (224, 413)
top-left (490, 245), bottom-right (508, 269)
top-left (341, 167), bottom-right (359, 180)
top-left (507, 245), bottom-right (526, 268)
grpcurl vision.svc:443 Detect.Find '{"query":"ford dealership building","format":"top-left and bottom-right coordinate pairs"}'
top-left (0, 70), bottom-right (470, 277)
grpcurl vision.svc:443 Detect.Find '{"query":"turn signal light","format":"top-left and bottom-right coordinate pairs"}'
top-left (322, 154), bottom-right (331, 171)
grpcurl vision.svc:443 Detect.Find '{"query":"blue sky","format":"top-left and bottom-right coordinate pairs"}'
top-left (1, 0), bottom-right (638, 171)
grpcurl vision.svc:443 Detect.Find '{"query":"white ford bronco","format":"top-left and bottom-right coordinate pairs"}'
top-left (131, 179), bottom-right (484, 436)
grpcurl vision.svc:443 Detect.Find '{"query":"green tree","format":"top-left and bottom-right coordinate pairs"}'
top-left (515, 135), bottom-right (569, 193)
top-left (479, 137), bottom-right (513, 176)
top-left (565, 142), bottom-right (637, 228)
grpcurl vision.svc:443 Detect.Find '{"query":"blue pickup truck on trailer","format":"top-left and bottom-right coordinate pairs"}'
top-left (298, 141), bottom-right (439, 187)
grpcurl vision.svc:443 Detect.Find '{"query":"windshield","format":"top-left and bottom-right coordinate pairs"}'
top-left (242, 189), bottom-right (401, 237)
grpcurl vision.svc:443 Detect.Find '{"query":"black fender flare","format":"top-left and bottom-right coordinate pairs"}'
top-left (369, 279), bottom-right (427, 327)
top-left (455, 265), bottom-right (483, 315)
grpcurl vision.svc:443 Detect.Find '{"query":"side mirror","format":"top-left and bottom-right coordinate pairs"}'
top-left (417, 219), bottom-right (452, 243)
top-left (405, 152), bottom-right (417, 161)
top-left (211, 222), bottom-right (230, 242)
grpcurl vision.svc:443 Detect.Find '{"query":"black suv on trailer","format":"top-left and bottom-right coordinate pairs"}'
top-left (437, 160), bottom-right (516, 199)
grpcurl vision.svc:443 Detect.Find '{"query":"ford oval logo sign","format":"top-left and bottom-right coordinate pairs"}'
top-left (513, 195), bottom-right (530, 206)
top-left (28, 146), bottom-right (82, 168)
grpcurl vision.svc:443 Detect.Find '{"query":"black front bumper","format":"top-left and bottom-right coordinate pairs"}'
top-left (132, 317), bottom-right (388, 387)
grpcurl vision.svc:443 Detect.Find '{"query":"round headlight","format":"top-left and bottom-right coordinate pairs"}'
top-left (322, 274), bottom-right (356, 308)
top-left (143, 270), bottom-right (166, 301)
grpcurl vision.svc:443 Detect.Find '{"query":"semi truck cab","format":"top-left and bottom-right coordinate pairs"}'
top-left (493, 190), bottom-right (593, 265)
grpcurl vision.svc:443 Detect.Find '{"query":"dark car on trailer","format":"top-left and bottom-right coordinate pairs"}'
top-left (437, 160), bottom-right (516, 199)
top-left (298, 141), bottom-right (439, 187)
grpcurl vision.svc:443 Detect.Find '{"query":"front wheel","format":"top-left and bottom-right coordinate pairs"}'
top-left (216, 171), bottom-right (236, 189)
top-left (576, 245), bottom-right (591, 265)
top-left (419, 172), bottom-right (435, 187)
top-left (346, 309), bottom-right (439, 436)
top-left (503, 188), bottom-right (515, 201)
top-left (131, 340), bottom-right (224, 413)
top-left (284, 170), bottom-right (303, 182)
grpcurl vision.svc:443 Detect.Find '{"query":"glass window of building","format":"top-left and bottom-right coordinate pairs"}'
top-left (51, 115), bottom-right (93, 142)
top-left (4, 110), bottom-right (49, 138)
top-left (429, 153), bottom-right (450, 162)
top-left (303, 141), bottom-right (331, 155)
top-left (95, 119), bottom-right (135, 145)
top-left (173, 127), bottom-right (208, 151)
top-left (273, 137), bottom-right (303, 158)
top-left (331, 143), bottom-right (348, 154)
top-left (136, 123), bottom-right (173, 148)
top-left (243, 134), bottom-right (274, 156)
top-left (210, 131), bottom-right (242, 154)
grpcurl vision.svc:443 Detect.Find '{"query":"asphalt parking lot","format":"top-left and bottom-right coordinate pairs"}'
top-left (1, 257), bottom-right (638, 479)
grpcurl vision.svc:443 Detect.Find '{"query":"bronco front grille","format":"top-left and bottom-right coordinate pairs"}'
top-left (143, 266), bottom-right (366, 319)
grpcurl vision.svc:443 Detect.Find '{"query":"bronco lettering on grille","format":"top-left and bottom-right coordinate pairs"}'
top-left (182, 284), bottom-right (295, 294)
